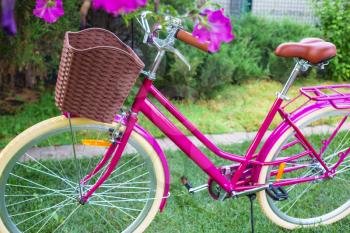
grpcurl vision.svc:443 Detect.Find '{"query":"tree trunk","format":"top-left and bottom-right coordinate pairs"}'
top-left (25, 66), bottom-right (35, 88)
top-left (9, 74), bottom-right (15, 89)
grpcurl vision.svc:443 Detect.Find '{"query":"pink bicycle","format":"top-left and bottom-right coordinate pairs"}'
top-left (0, 12), bottom-right (349, 233)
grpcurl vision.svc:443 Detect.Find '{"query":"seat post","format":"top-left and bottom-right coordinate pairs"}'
top-left (278, 60), bottom-right (309, 100)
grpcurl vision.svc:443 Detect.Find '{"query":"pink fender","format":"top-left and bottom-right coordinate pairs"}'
top-left (114, 115), bottom-right (170, 212)
top-left (253, 100), bottom-right (337, 182)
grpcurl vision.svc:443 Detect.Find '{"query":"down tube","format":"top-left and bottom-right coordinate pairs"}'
top-left (140, 98), bottom-right (233, 193)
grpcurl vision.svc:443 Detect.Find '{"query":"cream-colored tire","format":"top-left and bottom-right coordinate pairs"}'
top-left (0, 116), bottom-right (165, 233)
top-left (257, 107), bottom-right (350, 229)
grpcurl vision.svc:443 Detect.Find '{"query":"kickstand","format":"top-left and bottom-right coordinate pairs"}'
top-left (248, 194), bottom-right (256, 233)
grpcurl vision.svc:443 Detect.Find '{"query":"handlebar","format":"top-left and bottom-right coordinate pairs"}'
top-left (175, 29), bottom-right (210, 53)
top-left (137, 12), bottom-right (211, 72)
top-left (138, 11), bottom-right (210, 54)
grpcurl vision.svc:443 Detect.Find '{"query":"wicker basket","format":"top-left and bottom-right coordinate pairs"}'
top-left (55, 28), bottom-right (144, 123)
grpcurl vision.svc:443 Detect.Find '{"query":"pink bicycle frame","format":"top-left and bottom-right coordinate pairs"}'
top-left (80, 61), bottom-right (350, 210)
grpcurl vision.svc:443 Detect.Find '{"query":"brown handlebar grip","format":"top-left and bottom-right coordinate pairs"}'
top-left (175, 29), bottom-right (210, 53)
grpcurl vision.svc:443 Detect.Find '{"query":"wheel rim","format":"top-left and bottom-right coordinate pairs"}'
top-left (265, 109), bottom-right (350, 225)
top-left (0, 124), bottom-right (158, 233)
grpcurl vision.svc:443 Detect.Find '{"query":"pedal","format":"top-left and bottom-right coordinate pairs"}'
top-left (181, 176), bottom-right (208, 194)
top-left (180, 176), bottom-right (193, 192)
top-left (266, 185), bottom-right (288, 201)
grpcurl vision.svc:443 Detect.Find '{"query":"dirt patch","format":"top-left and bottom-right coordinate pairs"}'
top-left (0, 89), bottom-right (40, 115)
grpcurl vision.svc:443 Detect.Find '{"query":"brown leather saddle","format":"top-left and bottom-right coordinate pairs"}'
top-left (275, 38), bottom-right (337, 64)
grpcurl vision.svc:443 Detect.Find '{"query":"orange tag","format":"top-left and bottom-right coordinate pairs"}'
top-left (276, 162), bottom-right (286, 181)
top-left (81, 139), bottom-right (111, 147)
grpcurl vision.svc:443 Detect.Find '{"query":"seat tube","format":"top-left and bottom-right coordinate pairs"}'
top-left (277, 60), bottom-right (304, 100)
top-left (230, 61), bottom-right (305, 185)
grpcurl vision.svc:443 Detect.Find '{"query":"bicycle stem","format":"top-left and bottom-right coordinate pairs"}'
top-left (147, 50), bottom-right (165, 80)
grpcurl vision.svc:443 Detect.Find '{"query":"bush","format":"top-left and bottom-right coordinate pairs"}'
top-left (156, 41), bottom-right (235, 99)
top-left (315, 0), bottom-right (350, 81)
top-left (0, 4), bottom-right (322, 99)
top-left (228, 15), bottom-right (322, 82)
top-left (0, 0), bottom-right (80, 89)
top-left (157, 14), bottom-right (322, 98)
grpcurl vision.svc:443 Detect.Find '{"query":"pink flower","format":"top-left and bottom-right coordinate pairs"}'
top-left (2, 0), bottom-right (17, 35)
top-left (92, 0), bottom-right (147, 16)
top-left (192, 9), bottom-right (235, 52)
top-left (33, 0), bottom-right (64, 24)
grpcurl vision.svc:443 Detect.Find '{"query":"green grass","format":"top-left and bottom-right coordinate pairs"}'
top-left (3, 104), bottom-right (350, 232)
top-left (0, 78), bottom-right (339, 148)
top-left (5, 139), bottom-right (350, 232)
top-left (146, 134), bottom-right (350, 233)
top-left (138, 78), bottom-right (338, 138)
top-left (2, 78), bottom-right (350, 232)
top-left (0, 91), bottom-right (60, 148)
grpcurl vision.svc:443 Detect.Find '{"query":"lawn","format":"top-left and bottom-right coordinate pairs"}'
top-left (146, 142), bottom-right (350, 233)
top-left (4, 138), bottom-right (350, 232)
top-left (0, 78), bottom-right (338, 148)
top-left (2, 100), bottom-right (350, 232)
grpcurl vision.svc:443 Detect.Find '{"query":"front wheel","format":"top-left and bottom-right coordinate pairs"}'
top-left (0, 116), bottom-right (165, 233)
top-left (258, 106), bottom-right (350, 229)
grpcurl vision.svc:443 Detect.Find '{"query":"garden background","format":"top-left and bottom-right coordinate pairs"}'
top-left (0, 0), bottom-right (350, 232)
top-left (1, 0), bottom-right (349, 146)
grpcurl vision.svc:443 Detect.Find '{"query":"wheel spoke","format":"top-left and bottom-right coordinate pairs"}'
top-left (98, 172), bottom-right (149, 195)
top-left (17, 157), bottom-right (76, 188)
top-left (52, 204), bottom-right (81, 233)
top-left (46, 138), bottom-right (71, 181)
top-left (6, 190), bottom-right (75, 207)
top-left (13, 198), bottom-right (73, 223)
top-left (82, 130), bottom-right (105, 176)
top-left (1, 120), bottom-right (160, 233)
top-left (9, 173), bottom-right (76, 201)
top-left (24, 199), bottom-right (72, 233)
top-left (107, 162), bottom-right (145, 182)
top-left (92, 195), bottom-right (138, 219)
top-left (89, 202), bottom-right (142, 214)
top-left (263, 109), bottom-right (350, 225)
top-left (334, 128), bottom-right (350, 156)
top-left (89, 205), bottom-right (118, 232)
top-left (333, 176), bottom-right (350, 184)
top-left (281, 182), bottom-right (314, 213)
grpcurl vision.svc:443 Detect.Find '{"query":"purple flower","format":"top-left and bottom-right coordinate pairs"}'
top-left (92, 0), bottom-right (147, 16)
top-left (192, 9), bottom-right (235, 52)
top-left (33, 0), bottom-right (64, 24)
top-left (1, 0), bottom-right (17, 35)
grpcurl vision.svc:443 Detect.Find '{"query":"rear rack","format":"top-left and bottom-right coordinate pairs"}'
top-left (300, 84), bottom-right (350, 109)
top-left (281, 84), bottom-right (350, 114)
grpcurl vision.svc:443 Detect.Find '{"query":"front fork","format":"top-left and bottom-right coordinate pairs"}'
top-left (79, 112), bottom-right (138, 203)
top-left (77, 45), bottom-right (164, 202)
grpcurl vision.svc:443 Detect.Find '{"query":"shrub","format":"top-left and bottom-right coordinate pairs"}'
top-left (234, 15), bottom-right (322, 82)
top-left (0, 4), bottom-right (323, 100)
top-left (158, 14), bottom-right (322, 98)
top-left (157, 41), bottom-right (234, 99)
top-left (315, 0), bottom-right (350, 81)
top-left (0, 0), bottom-right (80, 89)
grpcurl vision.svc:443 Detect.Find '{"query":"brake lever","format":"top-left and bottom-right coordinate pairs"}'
top-left (138, 11), bottom-right (190, 71)
top-left (136, 18), bottom-right (149, 44)
top-left (137, 11), bottom-right (152, 44)
top-left (169, 47), bottom-right (191, 71)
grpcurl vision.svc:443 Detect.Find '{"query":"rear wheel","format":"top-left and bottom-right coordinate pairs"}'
top-left (0, 116), bottom-right (165, 233)
top-left (258, 107), bottom-right (350, 229)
